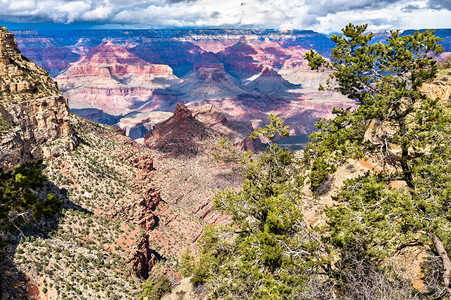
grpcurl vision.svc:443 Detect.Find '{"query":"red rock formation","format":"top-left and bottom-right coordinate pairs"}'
top-left (35, 31), bottom-right (356, 142)
top-left (13, 30), bottom-right (80, 77)
top-left (121, 186), bottom-right (161, 231)
top-left (220, 39), bottom-right (264, 82)
top-left (244, 65), bottom-right (296, 93)
top-left (131, 154), bottom-right (154, 173)
top-left (131, 37), bottom-right (354, 139)
top-left (129, 234), bottom-right (157, 279)
top-left (56, 41), bottom-right (179, 115)
top-left (219, 36), bottom-right (298, 82)
top-left (144, 103), bottom-right (218, 156)
top-left (144, 103), bottom-right (261, 155)
top-left (139, 62), bottom-right (252, 111)
top-left (190, 104), bottom-right (262, 152)
top-left (129, 39), bottom-right (203, 77)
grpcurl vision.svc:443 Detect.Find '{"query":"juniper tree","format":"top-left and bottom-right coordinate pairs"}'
top-left (305, 24), bottom-right (451, 298)
top-left (181, 115), bottom-right (332, 299)
top-left (0, 161), bottom-right (62, 297)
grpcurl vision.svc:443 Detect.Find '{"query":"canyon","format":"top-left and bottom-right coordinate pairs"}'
top-left (55, 40), bottom-right (179, 116)
top-left (0, 27), bottom-right (243, 298)
top-left (11, 29), bottom-right (362, 141)
top-left (12, 28), bottom-right (451, 141)
top-left (1, 26), bottom-right (450, 299)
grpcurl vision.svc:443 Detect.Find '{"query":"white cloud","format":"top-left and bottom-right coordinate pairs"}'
top-left (81, 1), bottom-right (112, 21)
top-left (8, 0), bottom-right (36, 11)
top-left (312, 2), bottom-right (451, 33)
top-left (0, 0), bottom-right (450, 32)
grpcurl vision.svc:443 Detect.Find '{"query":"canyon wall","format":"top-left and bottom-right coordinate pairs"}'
top-left (0, 27), bottom-right (76, 170)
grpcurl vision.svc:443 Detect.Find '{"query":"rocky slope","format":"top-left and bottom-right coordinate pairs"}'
top-left (4, 26), bottom-right (449, 299)
top-left (0, 26), bottom-right (76, 170)
top-left (4, 116), bottom-right (158, 298)
top-left (244, 65), bottom-right (297, 94)
top-left (117, 110), bottom-right (173, 140)
top-left (0, 32), bottom-right (241, 297)
top-left (4, 110), bottom-right (242, 298)
top-left (420, 68), bottom-right (451, 101)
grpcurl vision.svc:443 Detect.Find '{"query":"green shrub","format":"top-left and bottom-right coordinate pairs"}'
top-left (141, 273), bottom-right (171, 300)
top-left (0, 117), bottom-right (12, 135)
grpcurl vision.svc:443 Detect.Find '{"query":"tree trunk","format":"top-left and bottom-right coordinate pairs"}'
top-left (400, 142), bottom-right (414, 189)
top-left (397, 117), bottom-right (414, 190)
top-left (0, 249), bottom-right (4, 299)
top-left (432, 235), bottom-right (451, 300)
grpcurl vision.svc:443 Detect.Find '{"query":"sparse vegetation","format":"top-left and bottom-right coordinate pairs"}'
top-left (0, 161), bottom-right (62, 298)
top-left (439, 54), bottom-right (451, 69)
top-left (0, 116), bottom-right (12, 135)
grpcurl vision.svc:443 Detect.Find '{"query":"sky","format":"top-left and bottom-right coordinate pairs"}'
top-left (0, 0), bottom-right (450, 33)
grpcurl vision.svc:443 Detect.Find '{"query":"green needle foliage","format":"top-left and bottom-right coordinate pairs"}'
top-left (305, 23), bottom-right (444, 192)
top-left (182, 115), bottom-right (332, 299)
top-left (0, 160), bottom-right (62, 248)
top-left (141, 273), bottom-right (171, 300)
top-left (180, 24), bottom-right (449, 299)
top-left (306, 24), bottom-right (451, 298)
top-left (0, 160), bottom-right (62, 298)
top-left (0, 117), bottom-right (12, 136)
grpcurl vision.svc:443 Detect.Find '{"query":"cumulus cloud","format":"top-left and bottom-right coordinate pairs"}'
top-left (0, 0), bottom-right (449, 32)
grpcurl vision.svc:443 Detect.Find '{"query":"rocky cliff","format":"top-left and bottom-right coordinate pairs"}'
top-left (190, 104), bottom-right (262, 152)
top-left (0, 26), bottom-right (76, 170)
top-left (144, 103), bottom-right (221, 156)
top-left (420, 69), bottom-right (451, 101)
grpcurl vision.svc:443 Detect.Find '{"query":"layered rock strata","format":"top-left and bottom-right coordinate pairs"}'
top-left (56, 41), bottom-right (179, 116)
top-left (12, 30), bottom-right (80, 77)
top-left (0, 27), bottom-right (76, 169)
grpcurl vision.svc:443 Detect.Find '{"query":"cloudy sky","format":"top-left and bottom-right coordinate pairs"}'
top-left (0, 0), bottom-right (450, 33)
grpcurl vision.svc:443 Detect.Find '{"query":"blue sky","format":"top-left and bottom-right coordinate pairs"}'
top-left (0, 0), bottom-right (450, 33)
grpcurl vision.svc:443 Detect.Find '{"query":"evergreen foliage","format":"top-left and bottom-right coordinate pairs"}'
top-left (0, 160), bottom-right (62, 247)
top-left (306, 23), bottom-right (451, 298)
top-left (141, 273), bottom-right (172, 300)
top-left (0, 160), bottom-right (62, 298)
top-left (182, 115), bottom-right (330, 299)
top-left (182, 24), bottom-right (450, 299)
top-left (0, 116), bottom-right (12, 136)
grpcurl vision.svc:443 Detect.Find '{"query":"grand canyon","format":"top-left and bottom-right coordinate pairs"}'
top-left (13, 28), bottom-right (451, 143)
top-left (12, 29), bottom-right (362, 142)
top-left (1, 21), bottom-right (450, 300)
